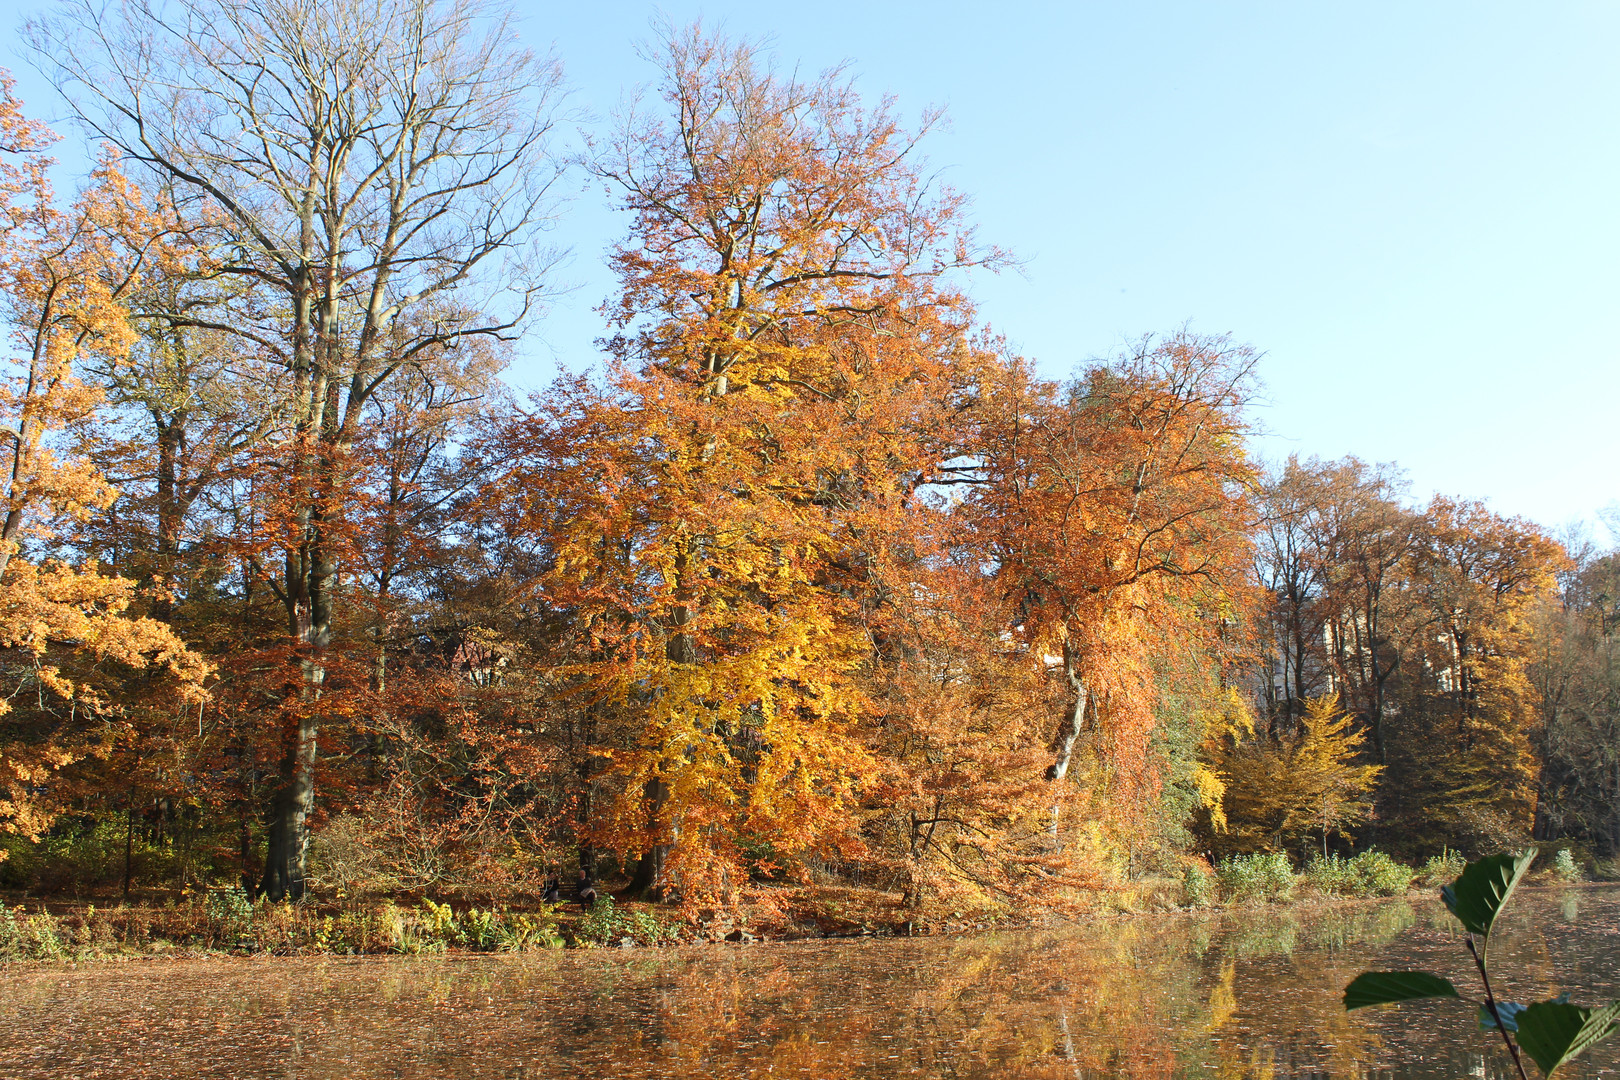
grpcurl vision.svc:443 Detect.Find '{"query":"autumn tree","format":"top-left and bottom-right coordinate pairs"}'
top-left (1375, 497), bottom-right (1562, 850)
top-left (0, 74), bottom-right (208, 854)
top-left (1308, 458), bottom-right (1416, 765)
top-left (491, 25), bottom-right (1003, 903)
top-left (964, 332), bottom-right (1258, 850)
top-left (1212, 695), bottom-right (1380, 857)
top-left (31, 0), bottom-right (565, 898)
top-left (1529, 538), bottom-right (1620, 850)
top-left (74, 183), bottom-right (276, 627)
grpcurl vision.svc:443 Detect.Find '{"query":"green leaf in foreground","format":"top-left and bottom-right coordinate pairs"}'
top-left (1343, 971), bottom-right (1461, 1010)
top-left (1440, 849), bottom-right (1536, 941)
top-left (1514, 1000), bottom-right (1620, 1077)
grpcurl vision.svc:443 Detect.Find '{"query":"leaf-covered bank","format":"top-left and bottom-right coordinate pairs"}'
top-left (7, 846), bottom-right (1591, 964)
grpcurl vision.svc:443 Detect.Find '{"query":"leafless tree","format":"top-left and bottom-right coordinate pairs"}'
top-left (28, 0), bottom-right (567, 899)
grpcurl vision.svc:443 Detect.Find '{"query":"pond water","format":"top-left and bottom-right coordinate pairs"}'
top-left (4, 887), bottom-right (1620, 1079)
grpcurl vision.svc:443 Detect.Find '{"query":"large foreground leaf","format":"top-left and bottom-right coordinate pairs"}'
top-left (1441, 850), bottom-right (1536, 944)
top-left (1343, 971), bottom-right (1460, 1010)
top-left (1514, 1000), bottom-right (1620, 1077)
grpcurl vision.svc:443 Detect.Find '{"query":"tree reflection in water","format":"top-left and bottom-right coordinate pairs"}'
top-left (4, 890), bottom-right (1620, 1079)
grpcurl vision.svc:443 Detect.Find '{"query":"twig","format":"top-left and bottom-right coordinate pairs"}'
top-left (1468, 935), bottom-right (1531, 1080)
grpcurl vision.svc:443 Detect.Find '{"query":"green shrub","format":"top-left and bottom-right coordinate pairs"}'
top-left (1305, 854), bottom-right (1356, 895)
top-left (0, 902), bottom-right (71, 960)
top-left (1182, 863), bottom-right (1214, 907)
top-left (462, 906), bottom-right (501, 949)
top-left (1305, 851), bottom-right (1415, 896)
top-left (1555, 848), bottom-right (1581, 882)
top-left (204, 886), bottom-right (254, 947)
top-left (574, 895), bottom-right (679, 946)
top-left (1348, 850), bottom-right (1415, 896)
top-left (1216, 852), bottom-right (1295, 902)
top-left (418, 898), bottom-right (461, 949)
top-left (495, 910), bottom-right (563, 951)
top-left (0, 901), bottom-right (24, 960)
top-left (1419, 848), bottom-right (1467, 886)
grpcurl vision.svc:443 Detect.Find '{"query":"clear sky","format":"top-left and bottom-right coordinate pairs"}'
top-left (5, 2), bottom-right (1617, 537)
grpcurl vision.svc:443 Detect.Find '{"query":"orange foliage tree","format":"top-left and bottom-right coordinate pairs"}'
top-left (494, 25), bottom-right (1005, 903)
top-left (964, 333), bottom-right (1259, 852)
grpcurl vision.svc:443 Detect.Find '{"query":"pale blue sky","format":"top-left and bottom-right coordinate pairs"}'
top-left (7, 2), bottom-right (1617, 536)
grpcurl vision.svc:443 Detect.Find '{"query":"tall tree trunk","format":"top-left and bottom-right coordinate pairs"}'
top-left (625, 777), bottom-right (671, 899)
top-left (261, 547), bottom-right (333, 901)
top-left (261, 335), bottom-right (337, 900)
top-left (1045, 644), bottom-right (1090, 783)
top-left (1045, 644), bottom-right (1091, 849)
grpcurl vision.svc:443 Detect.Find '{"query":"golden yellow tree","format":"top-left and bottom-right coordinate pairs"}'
top-left (0, 74), bottom-right (208, 853)
top-left (1214, 695), bottom-right (1380, 855)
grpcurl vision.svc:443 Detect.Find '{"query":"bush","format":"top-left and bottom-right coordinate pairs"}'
top-left (1216, 852), bottom-right (1295, 902)
top-left (1349, 850), bottom-right (1415, 896)
top-left (1419, 848), bottom-right (1467, 886)
top-left (1304, 854), bottom-right (1356, 895)
top-left (199, 886), bottom-right (255, 948)
top-left (0, 902), bottom-right (71, 961)
top-left (574, 895), bottom-right (680, 946)
top-left (1306, 851), bottom-right (1415, 897)
top-left (496, 910), bottom-right (564, 951)
top-left (1555, 848), bottom-right (1581, 882)
top-left (1182, 862), bottom-right (1214, 907)
top-left (307, 815), bottom-right (400, 898)
top-left (374, 898), bottom-right (561, 954)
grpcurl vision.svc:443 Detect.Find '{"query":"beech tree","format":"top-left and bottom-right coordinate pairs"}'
top-left (494, 25), bottom-right (1003, 901)
top-left (30, 0), bottom-right (565, 898)
top-left (966, 333), bottom-right (1258, 845)
top-left (1212, 695), bottom-right (1380, 857)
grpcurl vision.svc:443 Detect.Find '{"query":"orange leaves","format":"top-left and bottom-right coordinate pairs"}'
top-left (483, 25), bottom-right (1016, 905)
top-left (965, 332), bottom-right (1260, 827)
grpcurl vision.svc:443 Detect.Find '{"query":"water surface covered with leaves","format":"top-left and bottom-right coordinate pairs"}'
top-left (4, 886), bottom-right (1619, 1079)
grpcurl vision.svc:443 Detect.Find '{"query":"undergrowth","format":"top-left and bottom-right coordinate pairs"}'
top-left (0, 893), bottom-right (565, 961)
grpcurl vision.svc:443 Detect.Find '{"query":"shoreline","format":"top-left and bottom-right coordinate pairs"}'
top-left (7, 879), bottom-right (1595, 967)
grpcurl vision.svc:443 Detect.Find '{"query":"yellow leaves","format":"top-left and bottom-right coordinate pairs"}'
top-left (0, 83), bottom-right (211, 846)
top-left (1200, 686), bottom-right (1257, 749)
top-left (1193, 764), bottom-right (1229, 832)
top-left (0, 557), bottom-right (213, 700)
top-left (1214, 696), bottom-right (1381, 852)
